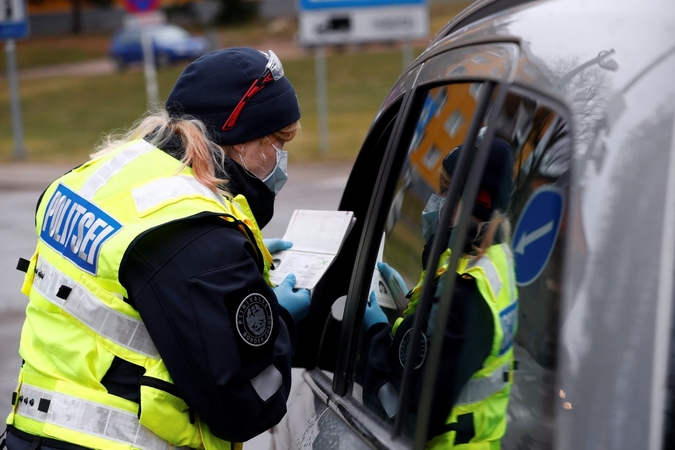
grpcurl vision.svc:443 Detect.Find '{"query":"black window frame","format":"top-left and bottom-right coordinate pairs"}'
top-left (312, 41), bottom-right (578, 449)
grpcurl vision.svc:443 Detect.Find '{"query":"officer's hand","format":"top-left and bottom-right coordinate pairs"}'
top-left (377, 262), bottom-right (407, 304)
top-left (264, 238), bottom-right (293, 254)
top-left (363, 291), bottom-right (388, 332)
top-left (274, 274), bottom-right (311, 322)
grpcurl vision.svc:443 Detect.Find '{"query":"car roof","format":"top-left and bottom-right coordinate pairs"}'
top-left (428, 0), bottom-right (540, 46)
top-left (388, 0), bottom-right (674, 116)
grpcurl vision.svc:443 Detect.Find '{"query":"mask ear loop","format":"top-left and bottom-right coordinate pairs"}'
top-left (237, 144), bottom-right (257, 178)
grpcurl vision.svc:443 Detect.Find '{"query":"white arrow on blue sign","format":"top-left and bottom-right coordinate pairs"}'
top-left (511, 185), bottom-right (565, 286)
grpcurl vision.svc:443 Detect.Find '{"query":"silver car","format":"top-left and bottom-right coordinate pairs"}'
top-left (274, 0), bottom-right (675, 448)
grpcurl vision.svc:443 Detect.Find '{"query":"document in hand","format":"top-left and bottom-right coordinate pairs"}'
top-left (268, 210), bottom-right (356, 290)
top-left (369, 233), bottom-right (408, 311)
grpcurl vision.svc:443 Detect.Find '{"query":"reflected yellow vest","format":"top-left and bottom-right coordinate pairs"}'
top-left (398, 244), bottom-right (518, 449)
top-left (5, 140), bottom-right (273, 450)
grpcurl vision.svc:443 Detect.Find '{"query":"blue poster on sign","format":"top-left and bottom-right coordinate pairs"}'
top-left (1, 0), bottom-right (29, 40)
top-left (300, 0), bottom-right (424, 10)
top-left (511, 185), bottom-right (564, 286)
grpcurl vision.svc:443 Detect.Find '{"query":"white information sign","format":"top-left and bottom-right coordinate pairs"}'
top-left (298, 0), bottom-right (428, 46)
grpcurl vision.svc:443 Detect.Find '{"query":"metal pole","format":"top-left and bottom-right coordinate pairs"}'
top-left (402, 41), bottom-right (414, 70)
top-left (141, 28), bottom-right (159, 109)
top-left (5, 39), bottom-right (26, 159)
top-left (315, 46), bottom-right (329, 154)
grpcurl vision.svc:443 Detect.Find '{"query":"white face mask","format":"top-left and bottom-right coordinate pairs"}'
top-left (262, 144), bottom-right (288, 195)
top-left (421, 193), bottom-right (446, 242)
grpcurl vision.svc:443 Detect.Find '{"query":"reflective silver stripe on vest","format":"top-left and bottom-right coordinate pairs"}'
top-left (79, 140), bottom-right (155, 201)
top-left (502, 243), bottom-right (516, 301)
top-left (33, 257), bottom-right (159, 359)
top-left (376, 381), bottom-right (399, 419)
top-left (466, 255), bottom-right (502, 298)
top-left (250, 364), bottom-right (283, 402)
top-left (16, 383), bottom-right (171, 450)
top-left (132, 175), bottom-right (226, 216)
top-left (455, 361), bottom-right (511, 406)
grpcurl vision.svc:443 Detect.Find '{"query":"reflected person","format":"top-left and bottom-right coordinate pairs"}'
top-left (361, 138), bottom-right (518, 448)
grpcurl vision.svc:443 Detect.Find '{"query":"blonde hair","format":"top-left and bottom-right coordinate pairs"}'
top-left (92, 109), bottom-right (300, 192)
top-left (437, 165), bottom-right (512, 259)
top-left (471, 211), bottom-right (512, 259)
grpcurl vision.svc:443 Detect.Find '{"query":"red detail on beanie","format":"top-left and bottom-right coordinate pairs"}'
top-left (476, 189), bottom-right (492, 208)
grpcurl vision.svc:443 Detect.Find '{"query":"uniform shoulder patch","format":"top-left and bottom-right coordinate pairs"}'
top-left (398, 328), bottom-right (427, 369)
top-left (236, 293), bottom-right (273, 346)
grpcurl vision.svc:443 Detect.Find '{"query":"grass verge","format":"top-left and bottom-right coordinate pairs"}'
top-left (0, 0), bottom-right (471, 164)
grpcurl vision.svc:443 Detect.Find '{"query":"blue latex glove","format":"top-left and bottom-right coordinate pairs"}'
top-left (377, 262), bottom-right (408, 307)
top-left (264, 238), bottom-right (293, 254)
top-left (274, 274), bottom-right (311, 322)
top-left (363, 291), bottom-right (388, 331)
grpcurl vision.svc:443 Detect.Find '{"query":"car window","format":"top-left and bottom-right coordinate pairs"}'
top-left (355, 81), bottom-right (573, 447)
top-left (300, 99), bottom-right (404, 373)
top-left (420, 92), bottom-right (571, 447)
top-left (499, 94), bottom-right (570, 449)
top-left (354, 80), bottom-right (489, 423)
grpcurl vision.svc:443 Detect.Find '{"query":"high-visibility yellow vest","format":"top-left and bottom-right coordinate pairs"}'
top-left (394, 244), bottom-right (518, 449)
top-left (6, 140), bottom-right (273, 450)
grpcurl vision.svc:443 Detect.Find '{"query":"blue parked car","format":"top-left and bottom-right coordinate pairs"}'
top-left (109, 24), bottom-right (210, 71)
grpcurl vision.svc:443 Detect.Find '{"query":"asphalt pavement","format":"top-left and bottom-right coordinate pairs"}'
top-left (0, 158), bottom-right (353, 448)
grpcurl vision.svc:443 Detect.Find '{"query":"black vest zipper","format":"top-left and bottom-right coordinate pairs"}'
top-left (139, 376), bottom-right (182, 398)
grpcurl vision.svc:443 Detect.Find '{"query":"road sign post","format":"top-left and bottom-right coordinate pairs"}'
top-left (5, 39), bottom-right (25, 159)
top-left (298, 0), bottom-right (428, 155)
top-left (2, 0), bottom-right (29, 159)
top-left (315, 47), bottom-right (329, 154)
top-left (124, 0), bottom-right (163, 108)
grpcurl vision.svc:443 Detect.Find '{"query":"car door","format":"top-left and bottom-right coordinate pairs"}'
top-left (276, 42), bottom-right (575, 449)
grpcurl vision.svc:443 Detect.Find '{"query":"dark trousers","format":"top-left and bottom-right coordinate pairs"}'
top-left (4, 427), bottom-right (89, 450)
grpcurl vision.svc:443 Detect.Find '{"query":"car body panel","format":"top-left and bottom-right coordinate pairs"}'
top-left (277, 0), bottom-right (675, 448)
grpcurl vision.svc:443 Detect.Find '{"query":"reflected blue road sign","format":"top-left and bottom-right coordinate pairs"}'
top-left (512, 185), bottom-right (565, 286)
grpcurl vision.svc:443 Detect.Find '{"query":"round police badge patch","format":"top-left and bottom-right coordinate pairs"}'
top-left (236, 293), bottom-right (273, 347)
top-left (398, 329), bottom-right (427, 369)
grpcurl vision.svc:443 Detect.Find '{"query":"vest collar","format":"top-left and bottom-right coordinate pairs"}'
top-left (148, 133), bottom-right (276, 229)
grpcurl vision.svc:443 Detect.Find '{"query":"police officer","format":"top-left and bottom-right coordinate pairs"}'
top-left (361, 138), bottom-right (518, 448)
top-left (4, 47), bottom-right (310, 450)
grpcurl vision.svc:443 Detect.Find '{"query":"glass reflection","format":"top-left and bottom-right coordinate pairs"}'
top-left (356, 85), bottom-right (572, 449)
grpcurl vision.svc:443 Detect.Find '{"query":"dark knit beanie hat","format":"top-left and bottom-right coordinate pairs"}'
top-left (442, 137), bottom-right (514, 221)
top-left (165, 47), bottom-right (300, 146)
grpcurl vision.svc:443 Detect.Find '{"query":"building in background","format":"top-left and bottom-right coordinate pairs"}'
top-left (23, 0), bottom-right (295, 36)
